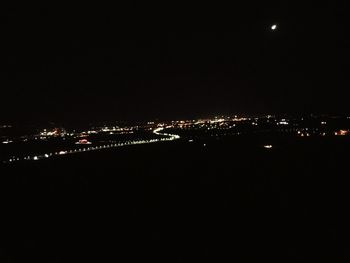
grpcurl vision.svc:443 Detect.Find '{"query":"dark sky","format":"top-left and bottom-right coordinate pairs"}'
top-left (1, 2), bottom-right (349, 123)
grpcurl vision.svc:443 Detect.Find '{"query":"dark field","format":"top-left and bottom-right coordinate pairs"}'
top-left (1, 135), bottom-right (350, 262)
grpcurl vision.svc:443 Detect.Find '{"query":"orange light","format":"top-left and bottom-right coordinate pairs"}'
top-left (340, 130), bottom-right (349, 136)
top-left (335, 130), bottom-right (349, 136)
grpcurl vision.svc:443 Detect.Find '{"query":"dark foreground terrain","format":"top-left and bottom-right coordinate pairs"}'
top-left (1, 135), bottom-right (350, 262)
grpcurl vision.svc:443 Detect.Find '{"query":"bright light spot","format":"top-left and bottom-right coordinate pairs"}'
top-left (264, 145), bottom-right (273, 149)
top-left (335, 130), bottom-right (349, 136)
top-left (271, 24), bottom-right (277, 30)
top-left (59, 151), bottom-right (67, 155)
top-left (75, 139), bottom-right (92, 145)
top-left (44, 154), bottom-right (49, 158)
top-left (33, 156), bottom-right (39, 160)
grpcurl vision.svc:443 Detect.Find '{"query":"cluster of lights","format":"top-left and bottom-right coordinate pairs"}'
top-left (297, 129), bottom-right (349, 137)
top-left (2, 140), bottom-right (13, 144)
top-left (277, 119), bottom-right (289, 125)
top-left (39, 128), bottom-right (67, 137)
top-left (101, 126), bottom-right (134, 133)
top-left (335, 130), bottom-right (349, 136)
top-left (153, 127), bottom-right (180, 139)
top-left (209, 119), bottom-right (226, 124)
top-left (3, 115), bottom-right (350, 164)
top-left (3, 128), bottom-right (181, 164)
top-left (298, 130), bottom-right (323, 137)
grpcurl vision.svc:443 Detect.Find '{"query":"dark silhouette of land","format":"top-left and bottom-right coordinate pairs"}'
top-left (1, 133), bottom-right (350, 262)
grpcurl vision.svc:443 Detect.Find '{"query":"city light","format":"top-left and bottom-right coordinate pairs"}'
top-left (3, 115), bottom-right (350, 165)
top-left (335, 130), bottom-right (349, 136)
top-left (263, 145), bottom-right (273, 149)
top-left (75, 139), bottom-right (92, 145)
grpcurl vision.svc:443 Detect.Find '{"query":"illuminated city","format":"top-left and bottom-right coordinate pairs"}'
top-left (1, 114), bottom-right (349, 164)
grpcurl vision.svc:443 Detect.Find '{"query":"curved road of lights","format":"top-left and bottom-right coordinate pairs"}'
top-left (3, 128), bottom-right (180, 164)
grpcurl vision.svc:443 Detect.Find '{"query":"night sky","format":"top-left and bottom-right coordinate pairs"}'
top-left (1, 2), bottom-right (349, 123)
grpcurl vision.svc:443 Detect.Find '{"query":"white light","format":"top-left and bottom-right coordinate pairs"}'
top-left (264, 145), bottom-right (273, 149)
top-left (44, 154), bottom-right (49, 158)
top-left (271, 24), bottom-right (277, 30)
top-left (33, 156), bottom-right (39, 160)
